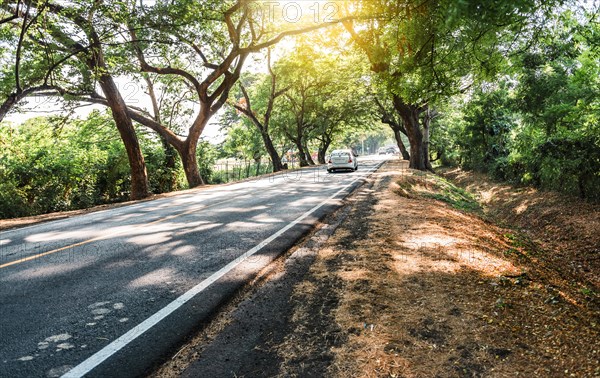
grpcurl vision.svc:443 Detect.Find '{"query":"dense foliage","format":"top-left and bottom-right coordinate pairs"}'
top-left (0, 112), bottom-right (186, 218)
top-left (433, 11), bottom-right (600, 200)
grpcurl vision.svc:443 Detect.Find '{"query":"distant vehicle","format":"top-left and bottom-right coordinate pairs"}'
top-left (378, 147), bottom-right (388, 155)
top-left (327, 149), bottom-right (358, 173)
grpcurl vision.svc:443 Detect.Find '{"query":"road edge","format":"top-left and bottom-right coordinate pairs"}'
top-left (61, 162), bottom-right (384, 378)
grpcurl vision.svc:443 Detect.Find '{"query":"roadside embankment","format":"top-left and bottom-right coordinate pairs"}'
top-left (154, 160), bottom-right (599, 377)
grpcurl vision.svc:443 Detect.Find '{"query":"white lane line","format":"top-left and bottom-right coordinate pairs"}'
top-left (61, 162), bottom-right (382, 378)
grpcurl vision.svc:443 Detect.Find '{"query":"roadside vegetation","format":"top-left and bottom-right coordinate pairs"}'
top-left (0, 112), bottom-right (185, 218)
top-left (430, 11), bottom-right (600, 200)
top-left (392, 171), bottom-right (482, 214)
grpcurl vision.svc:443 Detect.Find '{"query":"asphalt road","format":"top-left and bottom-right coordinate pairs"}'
top-left (0, 156), bottom-right (386, 378)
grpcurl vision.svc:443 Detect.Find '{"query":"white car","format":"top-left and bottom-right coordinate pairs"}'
top-left (327, 149), bottom-right (358, 173)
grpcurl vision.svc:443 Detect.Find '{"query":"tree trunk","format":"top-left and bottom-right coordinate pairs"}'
top-left (318, 148), bottom-right (326, 165)
top-left (304, 142), bottom-right (316, 165)
top-left (393, 128), bottom-right (411, 160)
top-left (261, 131), bottom-right (284, 172)
top-left (318, 139), bottom-right (331, 164)
top-left (0, 93), bottom-right (20, 122)
top-left (179, 140), bottom-right (204, 187)
top-left (160, 136), bottom-right (178, 192)
top-left (97, 75), bottom-right (149, 200)
top-left (422, 106), bottom-right (434, 171)
top-left (143, 74), bottom-right (178, 191)
top-left (423, 122), bottom-right (431, 169)
top-left (88, 28), bottom-right (149, 200)
top-left (179, 107), bottom-right (212, 187)
top-left (392, 95), bottom-right (426, 170)
top-left (295, 141), bottom-right (310, 167)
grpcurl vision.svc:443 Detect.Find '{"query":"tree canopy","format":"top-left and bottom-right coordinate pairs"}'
top-left (1, 0), bottom-right (599, 217)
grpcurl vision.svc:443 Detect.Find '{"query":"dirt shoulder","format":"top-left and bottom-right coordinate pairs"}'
top-left (153, 160), bottom-right (599, 377)
top-left (439, 168), bottom-right (600, 301)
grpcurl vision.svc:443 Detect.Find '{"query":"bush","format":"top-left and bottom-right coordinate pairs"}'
top-left (0, 112), bottom-right (190, 218)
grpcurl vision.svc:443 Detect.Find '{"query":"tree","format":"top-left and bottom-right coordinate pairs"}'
top-left (220, 120), bottom-right (265, 163)
top-left (339, 123), bottom-right (391, 155)
top-left (2, 0), bottom-right (356, 193)
top-left (136, 73), bottom-right (184, 192)
top-left (434, 8), bottom-right (600, 199)
top-left (230, 50), bottom-right (288, 172)
top-left (0, 1), bottom-right (84, 121)
top-left (121, 0), bottom-right (355, 185)
top-left (272, 42), bottom-right (371, 166)
top-left (274, 48), bottom-right (324, 167)
top-left (311, 56), bottom-right (372, 164)
top-left (0, 111), bottom-right (171, 218)
top-left (1, 1), bottom-right (151, 199)
top-left (510, 10), bottom-right (600, 198)
top-left (373, 94), bottom-right (410, 160)
top-left (340, 0), bottom-right (558, 170)
top-left (456, 85), bottom-right (516, 173)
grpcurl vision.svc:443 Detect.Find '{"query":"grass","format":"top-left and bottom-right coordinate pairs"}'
top-left (395, 170), bottom-right (482, 213)
top-left (425, 175), bottom-right (482, 212)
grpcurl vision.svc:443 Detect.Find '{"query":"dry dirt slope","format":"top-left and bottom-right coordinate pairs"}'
top-left (274, 160), bottom-right (599, 377)
top-left (440, 167), bottom-right (600, 304)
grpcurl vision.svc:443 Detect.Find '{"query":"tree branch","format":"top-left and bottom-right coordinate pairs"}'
top-left (241, 15), bottom-right (360, 54)
top-left (75, 92), bottom-right (184, 147)
top-left (0, 84), bottom-right (64, 121)
top-left (0, 0), bottom-right (21, 25)
top-left (210, 52), bottom-right (248, 114)
top-left (224, 0), bottom-right (242, 45)
top-left (129, 28), bottom-right (206, 102)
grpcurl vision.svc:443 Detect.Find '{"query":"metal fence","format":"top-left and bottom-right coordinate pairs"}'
top-left (210, 158), bottom-right (300, 184)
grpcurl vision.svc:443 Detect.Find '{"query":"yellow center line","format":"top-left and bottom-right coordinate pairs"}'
top-left (0, 195), bottom-right (242, 270)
